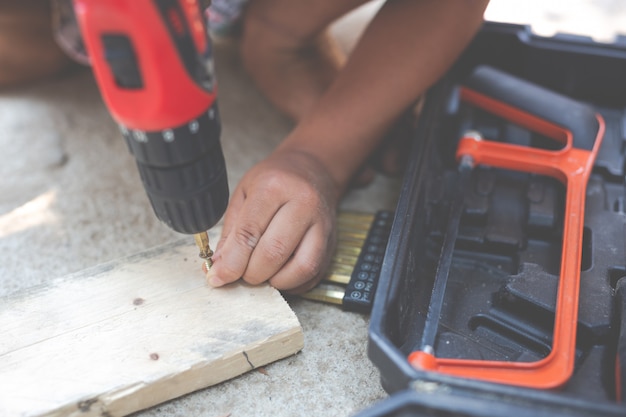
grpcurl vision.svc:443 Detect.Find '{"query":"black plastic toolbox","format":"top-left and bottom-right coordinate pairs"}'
top-left (363, 21), bottom-right (626, 416)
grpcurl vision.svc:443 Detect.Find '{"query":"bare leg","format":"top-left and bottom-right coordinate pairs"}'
top-left (0, 0), bottom-right (73, 88)
top-left (239, 1), bottom-right (427, 184)
top-left (239, 0), bottom-right (370, 121)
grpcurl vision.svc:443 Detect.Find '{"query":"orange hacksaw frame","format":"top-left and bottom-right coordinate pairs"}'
top-left (408, 82), bottom-right (605, 389)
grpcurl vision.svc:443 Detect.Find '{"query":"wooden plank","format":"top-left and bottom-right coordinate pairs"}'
top-left (0, 231), bottom-right (303, 417)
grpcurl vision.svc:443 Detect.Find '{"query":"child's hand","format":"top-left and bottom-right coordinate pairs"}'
top-left (206, 148), bottom-right (340, 293)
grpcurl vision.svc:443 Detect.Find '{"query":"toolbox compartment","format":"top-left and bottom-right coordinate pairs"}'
top-left (364, 21), bottom-right (626, 416)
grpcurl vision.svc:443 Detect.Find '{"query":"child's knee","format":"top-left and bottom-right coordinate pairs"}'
top-left (241, 0), bottom-right (369, 51)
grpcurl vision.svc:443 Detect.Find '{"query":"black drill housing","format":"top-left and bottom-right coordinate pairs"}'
top-left (122, 101), bottom-right (229, 234)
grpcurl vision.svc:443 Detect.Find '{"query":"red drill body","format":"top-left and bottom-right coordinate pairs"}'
top-left (73, 0), bottom-right (229, 235)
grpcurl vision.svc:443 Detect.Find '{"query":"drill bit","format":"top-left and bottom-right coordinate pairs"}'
top-left (193, 231), bottom-right (214, 270)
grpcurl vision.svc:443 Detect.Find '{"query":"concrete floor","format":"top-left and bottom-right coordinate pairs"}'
top-left (1, 1), bottom-right (624, 416)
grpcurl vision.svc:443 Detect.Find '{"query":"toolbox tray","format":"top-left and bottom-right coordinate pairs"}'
top-left (364, 21), bottom-right (626, 416)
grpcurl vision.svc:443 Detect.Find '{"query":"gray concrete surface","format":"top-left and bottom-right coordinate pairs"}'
top-left (1, 1), bottom-right (624, 416)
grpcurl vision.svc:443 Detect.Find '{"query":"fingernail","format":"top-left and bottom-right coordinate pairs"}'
top-left (206, 268), bottom-right (224, 287)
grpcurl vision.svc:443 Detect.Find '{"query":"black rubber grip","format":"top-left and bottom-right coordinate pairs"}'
top-left (465, 66), bottom-right (600, 151)
top-left (122, 102), bottom-right (229, 234)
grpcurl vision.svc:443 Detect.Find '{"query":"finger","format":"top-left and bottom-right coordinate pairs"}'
top-left (241, 202), bottom-right (312, 285)
top-left (213, 187), bottom-right (245, 254)
top-left (204, 189), bottom-right (244, 280)
top-left (268, 222), bottom-right (333, 292)
top-left (207, 193), bottom-right (285, 287)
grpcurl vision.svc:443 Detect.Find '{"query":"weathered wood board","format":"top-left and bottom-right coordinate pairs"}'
top-left (0, 235), bottom-right (304, 417)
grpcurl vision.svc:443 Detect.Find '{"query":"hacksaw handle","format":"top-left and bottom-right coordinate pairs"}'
top-left (463, 66), bottom-right (600, 151)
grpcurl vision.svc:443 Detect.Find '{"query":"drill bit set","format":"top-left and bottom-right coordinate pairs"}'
top-left (301, 210), bottom-right (393, 313)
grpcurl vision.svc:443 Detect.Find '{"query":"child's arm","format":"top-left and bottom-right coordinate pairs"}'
top-left (207, 0), bottom-right (490, 291)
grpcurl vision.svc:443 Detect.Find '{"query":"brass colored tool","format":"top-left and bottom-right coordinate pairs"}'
top-left (194, 231), bottom-right (214, 270)
top-left (302, 286), bottom-right (346, 306)
top-left (300, 210), bottom-right (393, 312)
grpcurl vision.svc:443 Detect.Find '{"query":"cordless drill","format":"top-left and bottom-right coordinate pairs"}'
top-left (72, 0), bottom-right (229, 266)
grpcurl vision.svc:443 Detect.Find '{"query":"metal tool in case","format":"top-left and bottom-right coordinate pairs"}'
top-left (408, 66), bottom-right (605, 389)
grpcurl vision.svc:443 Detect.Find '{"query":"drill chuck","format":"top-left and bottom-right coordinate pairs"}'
top-left (122, 102), bottom-right (229, 234)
